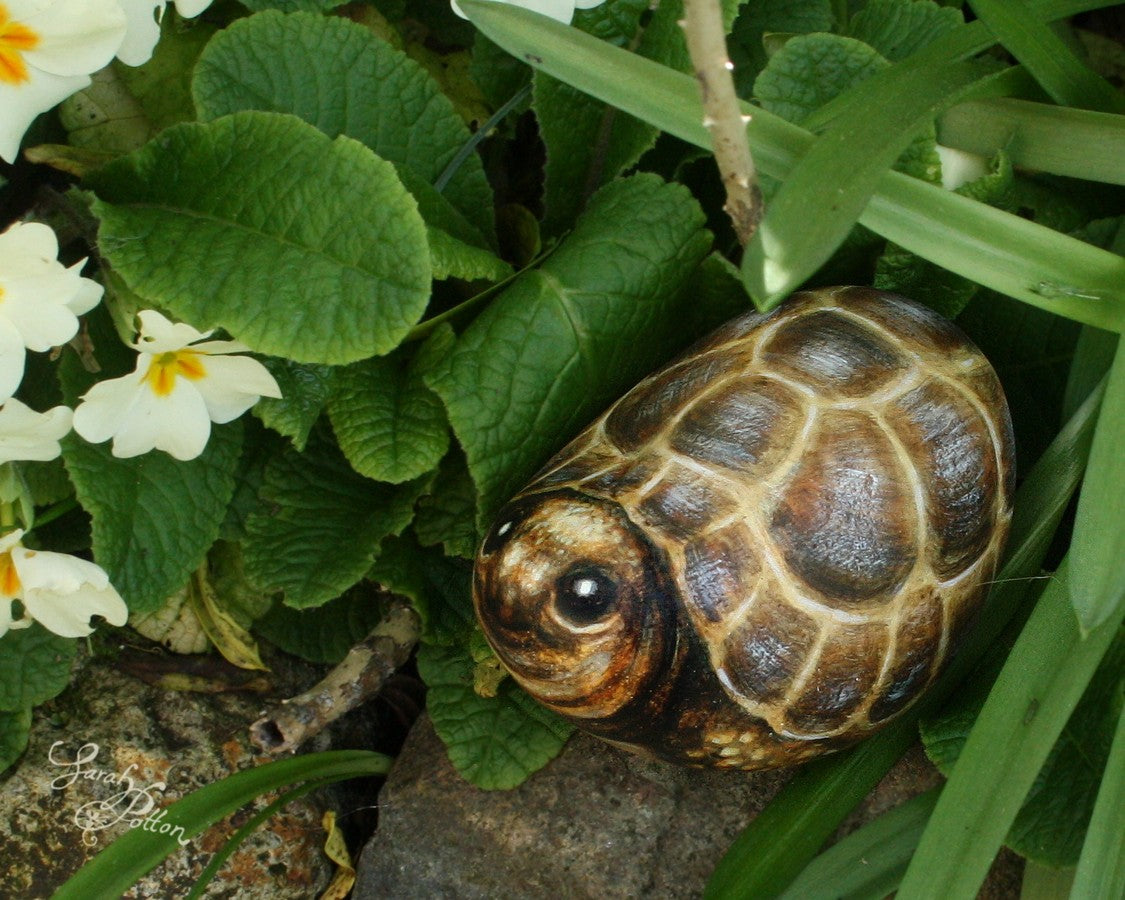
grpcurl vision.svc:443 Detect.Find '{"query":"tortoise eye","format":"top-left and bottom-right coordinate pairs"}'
top-left (555, 565), bottom-right (619, 625)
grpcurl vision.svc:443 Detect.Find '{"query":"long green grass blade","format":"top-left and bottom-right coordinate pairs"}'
top-left (705, 378), bottom-right (1103, 899)
top-left (968, 0), bottom-right (1125, 113)
top-left (744, 63), bottom-right (1028, 307)
top-left (938, 99), bottom-right (1125, 186)
top-left (52, 751), bottom-right (391, 899)
top-left (459, 1), bottom-right (1125, 331)
top-left (779, 788), bottom-right (941, 900)
top-left (897, 557), bottom-right (1125, 899)
top-left (1022, 861), bottom-right (1077, 899)
top-left (1069, 335), bottom-right (1125, 633)
top-left (1070, 701), bottom-right (1125, 900)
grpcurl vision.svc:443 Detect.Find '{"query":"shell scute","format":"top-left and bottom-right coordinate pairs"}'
top-left (719, 596), bottom-right (819, 704)
top-left (869, 586), bottom-right (944, 723)
top-left (785, 622), bottom-right (889, 734)
top-left (636, 461), bottom-right (738, 540)
top-left (670, 375), bottom-right (807, 475)
top-left (681, 523), bottom-right (760, 624)
top-left (760, 308), bottom-right (909, 398)
top-left (770, 410), bottom-right (919, 607)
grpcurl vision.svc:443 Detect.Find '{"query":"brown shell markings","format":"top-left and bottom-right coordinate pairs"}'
top-left (473, 287), bottom-right (1016, 770)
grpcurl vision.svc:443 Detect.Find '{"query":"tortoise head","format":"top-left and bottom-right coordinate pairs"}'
top-left (473, 489), bottom-right (679, 720)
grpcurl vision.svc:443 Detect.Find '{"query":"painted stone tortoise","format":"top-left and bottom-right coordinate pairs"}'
top-left (473, 286), bottom-right (1015, 770)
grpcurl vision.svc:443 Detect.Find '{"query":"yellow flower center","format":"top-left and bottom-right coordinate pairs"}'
top-left (143, 350), bottom-right (208, 397)
top-left (0, 551), bottom-right (21, 598)
top-left (0, 4), bottom-right (40, 86)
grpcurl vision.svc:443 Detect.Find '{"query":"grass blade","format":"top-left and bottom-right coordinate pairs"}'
top-left (967, 0), bottom-right (1125, 113)
top-left (1070, 701), bottom-right (1125, 900)
top-left (705, 378), bottom-right (1103, 898)
top-left (779, 788), bottom-right (941, 900)
top-left (938, 99), bottom-right (1125, 186)
top-left (744, 62), bottom-right (1029, 307)
top-left (1069, 335), bottom-right (1125, 633)
top-left (896, 556), bottom-right (1125, 899)
top-left (52, 750), bottom-right (391, 899)
top-left (459, 1), bottom-right (1125, 330)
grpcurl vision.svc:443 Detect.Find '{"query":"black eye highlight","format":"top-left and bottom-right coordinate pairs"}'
top-left (555, 565), bottom-right (618, 625)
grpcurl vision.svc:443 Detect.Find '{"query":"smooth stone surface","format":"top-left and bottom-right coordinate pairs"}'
top-left (356, 715), bottom-right (1024, 899)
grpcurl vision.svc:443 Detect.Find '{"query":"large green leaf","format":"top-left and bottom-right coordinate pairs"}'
top-left (425, 174), bottom-right (711, 524)
top-left (252, 359), bottom-right (335, 452)
top-left (846, 0), bottom-right (963, 62)
top-left (89, 111), bottom-right (432, 365)
top-left (240, 428), bottom-right (427, 608)
top-left (0, 706), bottom-right (32, 774)
top-left (0, 624), bottom-right (76, 710)
top-left (192, 10), bottom-right (494, 241)
top-left (328, 328), bottom-right (452, 485)
top-left (728, 0), bottom-right (835, 96)
top-left (418, 640), bottom-right (573, 790)
top-left (253, 589), bottom-right (391, 664)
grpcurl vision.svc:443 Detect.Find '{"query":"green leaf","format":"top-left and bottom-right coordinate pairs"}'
top-left (458, 0), bottom-right (1125, 331)
top-left (240, 428), bottom-right (427, 608)
top-left (1070, 334), bottom-right (1125, 633)
top-left (59, 390), bottom-right (242, 614)
top-left (728, 0), bottom-right (835, 96)
top-left (967, 0), bottom-right (1125, 113)
top-left (418, 640), bottom-right (572, 789)
top-left (0, 624), bottom-right (76, 710)
top-left (898, 556), bottom-right (1125, 898)
top-left (427, 226), bottom-right (513, 283)
top-left (254, 588), bottom-right (391, 664)
top-left (414, 449), bottom-right (480, 560)
top-left (847, 0), bottom-right (964, 62)
top-left (1065, 325), bottom-right (1119, 422)
top-left (747, 39), bottom-right (1020, 306)
top-left (53, 750), bottom-right (390, 900)
top-left (0, 706), bottom-right (32, 774)
top-left (875, 152), bottom-right (1016, 320)
top-left (193, 10), bottom-right (495, 241)
top-left (779, 788), bottom-right (941, 899)
top-left (89, 111), bottom-right (432, 365)
top-left (237, 0), bottom-right (348, 12)
top-left (425, 174), bottom-right (711, 524)
top-left (252, 358), bottom-right (335, 452)
top-left (938, 98), bottom-right (1125, 186)
top-left (922, 631), bottom-right (1125, 866)
top-left (367, 533), bottom-right (474, 646)
top-left (328, 328), bottom-right (452, 485)
top-left (1071, 696), bottom-right (1125, 900)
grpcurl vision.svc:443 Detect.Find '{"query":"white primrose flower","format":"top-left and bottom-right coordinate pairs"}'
top-left (0, 0), bottom-right (127, 163)
top-left (115, 0), bottom-right (214, 67)
top-left (0, 398), bottom-right (72, 463)
top-left (451, 0), bottom-right (605, 26)
top-left (72, 309), bottom-right (282, 461)
top-left (0, 221), bottom-right (104, 403)
top-left (0, 528), bottom-right (127, 638)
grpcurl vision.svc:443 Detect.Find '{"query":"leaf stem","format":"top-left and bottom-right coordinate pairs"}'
top-left (435, 83), bottom-right (532, 195)
top-left (680, 0), bottom-right (762, 247)
top-left (25, 497), bottom-right (78, 530)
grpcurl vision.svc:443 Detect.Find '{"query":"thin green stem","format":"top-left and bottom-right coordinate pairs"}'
top-left (434, 83), bottom-right (532, 195)
top-left (25, 497), bottom-right (78, 530)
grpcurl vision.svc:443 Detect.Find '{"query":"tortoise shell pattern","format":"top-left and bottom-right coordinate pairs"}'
top-left (474, 287), bottom-right (1015, 770)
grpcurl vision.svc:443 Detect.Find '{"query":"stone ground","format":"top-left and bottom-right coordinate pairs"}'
top-left (354, 715), bottom-right (1024, 899)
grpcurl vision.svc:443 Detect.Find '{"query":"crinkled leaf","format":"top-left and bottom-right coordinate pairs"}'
top-left (418, 640), bottom-right (572, 789)
top-left (0, 624), bottom-right (76, 710)
top-left (0, 706), bottom-right (32, 774)
top-left (328, 328), bottom-right (452, 485)
top-left (240, 428), bottom-right (427, 609)
top-left (728, 0), bottom-right (834, 96)
top-left (20, 458), bottom-right (72, 509)
top-left (253, 358), bottom-right (336, 452)
top-left (427, 227), bottom-right (513, 282)
top-left (254, 587), bottom-right (389, 665)
top-left (426, 174), bottom-right (711, 524)
top-left (193, 10), bottom-right (494, 241)
top-left (130, 585), bottom-right (210, 655)
top-left (414, 449), bottom-right (479, 560)
top-left (89, 111), bottom-right (431, 365)
top-left (922, 630), bottom-right (1125, 866)
top-left (237, 0), bottom-right (348, 11)
top-left (188, 567), bottom-right (268, 671)
top-left (58, 68), bottom-right (152, 156)
top-left (847, 0), bottom-right (964, 62)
